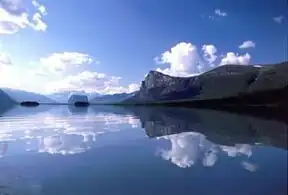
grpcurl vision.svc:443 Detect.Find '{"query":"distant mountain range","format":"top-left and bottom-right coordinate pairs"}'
top-left (123, 61), bottom-right (288, 107)
top-left (0, 88), bottom-right (135, 105)
top-left (0, 89), bottom-right (16, 114)
top-left (1, 61), bottom-right (288, 107)
top-left (1, 88), bottom-right (55, 104)
top-left (90, 92), bottom-right (136, 104)
top-left (47, 91), bottom-right (101, 103)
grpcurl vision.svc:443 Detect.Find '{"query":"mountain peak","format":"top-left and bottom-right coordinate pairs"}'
top-left (146, 70), bottom-right (171, 78)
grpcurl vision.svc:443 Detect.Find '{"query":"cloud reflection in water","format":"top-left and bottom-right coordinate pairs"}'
top-left (157, 132), bottom-right (257, 170)
top-left (0, 106), bottom-right (142, 156)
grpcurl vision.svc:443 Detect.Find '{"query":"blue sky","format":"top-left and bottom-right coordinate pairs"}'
top-left (0, 0), bottom-right (287, 94)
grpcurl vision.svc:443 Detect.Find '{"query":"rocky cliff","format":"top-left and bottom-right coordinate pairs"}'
top-left (124, 61), bottom-right (288, 105)
top-left (126, 71), bottom-right (200, 102)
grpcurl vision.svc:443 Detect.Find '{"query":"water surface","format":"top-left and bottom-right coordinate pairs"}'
top-left (0, 105), bottom-right (287, 195)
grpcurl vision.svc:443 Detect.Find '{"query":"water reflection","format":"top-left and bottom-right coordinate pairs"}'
top-left (0, 106), bottom-right (287, 158)
top-left (0, 105), bottom-right (142, 156)
top-left (68, 105), bottom-right (88, 115)
top-left (0, 105), bottom-right (286, 195)
top-left (133, 106), bottom-right (287, 148)
top-left (129, 106), bottom-right (286, 170)
top-left (157, 132), bottom-right (255, 169)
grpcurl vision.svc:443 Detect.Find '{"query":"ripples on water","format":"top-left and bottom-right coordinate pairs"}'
top-left (0, 105), bottom-right (287, 195)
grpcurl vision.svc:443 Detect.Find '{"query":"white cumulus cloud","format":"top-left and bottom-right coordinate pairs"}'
top-left (220, 52), bottom-right (251, 65)
top-left (45, 71), bottom-right (122, 94)
top-left (0, 0), bottom-right (47, 34)
top-left (44, 70), bottom-right (139, 95)
top-left (155, 42), bottom-right (204, 77)
top-left (239, 40), bottom-right (256, 49)
top-left (155, 42), bottom-right (255, 76)
top-left (202, 44), bottom-right (218, 65)
top-left (38, 52), bottom-right (94, 75)
top-left (0, 51), bottom-right (137, 95)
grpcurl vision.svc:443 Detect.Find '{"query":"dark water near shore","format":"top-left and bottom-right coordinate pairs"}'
top-left (0, 105), bottom-right (287, 195)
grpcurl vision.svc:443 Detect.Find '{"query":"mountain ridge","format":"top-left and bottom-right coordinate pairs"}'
top-left (123, 61), bottom-right (288, 106)
top-left (0, 89), bottom-right (16, 114)
top-left (1, 88), bottom-right (55, 104)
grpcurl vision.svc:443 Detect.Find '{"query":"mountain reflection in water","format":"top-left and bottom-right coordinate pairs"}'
top-left (0, 105), bottom-right (287, 195)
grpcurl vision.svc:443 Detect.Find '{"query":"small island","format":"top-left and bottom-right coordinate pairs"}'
top-left (74, 101), bottom-right (90, 107)
top-left (68, 94), bottom-right (89, 107)
top-left (20, 101), bottom-right (40, 107)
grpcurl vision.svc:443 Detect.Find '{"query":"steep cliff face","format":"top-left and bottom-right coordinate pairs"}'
top-left (68, 94), bottom-right (89, 105)
top-left (124, 62), bottom-right (288, 104)
top-left (128, 71), bottom-right (200, 102)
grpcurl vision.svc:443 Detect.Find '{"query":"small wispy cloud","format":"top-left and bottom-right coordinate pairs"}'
top-left (214, 9), bottom-right (227, 17)
top-left (239, 40), bottom-right (256, 49)
top-left (273, 16), bottom-right (284, 23)
top-left (205, 9), bottom-right (227, 21)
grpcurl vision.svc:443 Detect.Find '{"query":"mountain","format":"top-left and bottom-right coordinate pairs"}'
top-left (90, 92), bottom-right (136, 104)
top-left (0, 89), bottom-right (16, 114)
top-left (48, 91), bottom-right (101, 103)
top-left (123, 61), bottom-right (288, 106)
top-left (1, 88), bottom-right (55, 104)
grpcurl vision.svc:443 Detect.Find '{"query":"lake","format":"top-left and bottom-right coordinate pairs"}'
top-left (0, 105), bottom-right (287, 195)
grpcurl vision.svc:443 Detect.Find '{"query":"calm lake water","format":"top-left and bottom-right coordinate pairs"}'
top-left (0, 105), bottom-right (287, 195)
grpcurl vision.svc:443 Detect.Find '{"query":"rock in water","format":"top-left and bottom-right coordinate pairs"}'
top-left (68, 94), bottom-right (89, 106)
top-left (20, 101), bottom-right (40, 107)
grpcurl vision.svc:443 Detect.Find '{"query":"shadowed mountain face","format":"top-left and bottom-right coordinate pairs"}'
top-left (124, 62), bottom-right (288, 105)
top-left (0, 89), bottom-right (16, 115)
